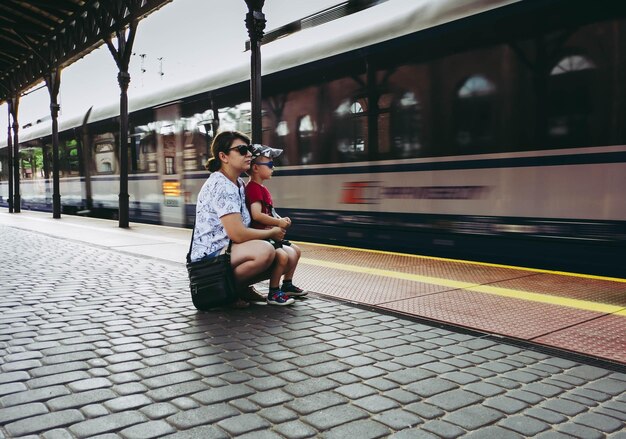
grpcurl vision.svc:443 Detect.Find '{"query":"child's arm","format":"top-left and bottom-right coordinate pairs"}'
top-left (269, 205), bottom-right (291, 227)
top-left (250, 201), bottom-right (290, 228)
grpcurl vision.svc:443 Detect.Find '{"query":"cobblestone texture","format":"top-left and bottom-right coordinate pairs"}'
top-left (0, 226), bottom-right (625, 437)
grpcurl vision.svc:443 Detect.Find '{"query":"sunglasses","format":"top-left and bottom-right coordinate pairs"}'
top-left (227, 144), bottom-right (252, 155)
top-left (255, 161), bottom-right (274, 169)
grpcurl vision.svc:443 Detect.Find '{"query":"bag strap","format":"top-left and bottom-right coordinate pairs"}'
top-left (187, 219), bottom-right (232, 264)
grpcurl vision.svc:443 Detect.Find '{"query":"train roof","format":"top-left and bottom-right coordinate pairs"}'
top-left (1, 0), bottom-right (519, 148)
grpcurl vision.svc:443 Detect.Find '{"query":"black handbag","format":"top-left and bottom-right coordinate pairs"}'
top-left (186, 228), bottom-right (237, 310)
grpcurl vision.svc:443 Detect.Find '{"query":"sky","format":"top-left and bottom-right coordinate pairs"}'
top-left (0, 0), bottom-right (344, 141)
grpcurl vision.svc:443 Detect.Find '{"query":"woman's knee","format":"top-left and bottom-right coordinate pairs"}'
top-left (258, 242), bottom-right (276, 268)
top-left (232, 240), bottom-right (274, 268)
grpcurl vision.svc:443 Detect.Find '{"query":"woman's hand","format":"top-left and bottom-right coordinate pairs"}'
top-left (269, 226), bottom-right (286, 241)
top-left (277, 218), bottom-right (290, 229)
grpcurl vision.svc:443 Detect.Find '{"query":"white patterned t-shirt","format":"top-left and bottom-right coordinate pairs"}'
top-left (190, 172), bottom-right (251, 262)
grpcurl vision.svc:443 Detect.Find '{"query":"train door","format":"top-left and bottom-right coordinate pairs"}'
top-left (155, 103), bottom-right (185, 226)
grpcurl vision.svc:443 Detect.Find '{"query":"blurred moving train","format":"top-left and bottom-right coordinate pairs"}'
top-left (1, 0), bottom-right (625, 277)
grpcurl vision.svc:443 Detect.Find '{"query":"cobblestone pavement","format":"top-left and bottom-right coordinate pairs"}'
top-left (1, 225), bottom-right (625, 439)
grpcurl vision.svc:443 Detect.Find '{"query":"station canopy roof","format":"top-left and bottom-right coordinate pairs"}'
top-left (0, 0), bottom-right (171, 105)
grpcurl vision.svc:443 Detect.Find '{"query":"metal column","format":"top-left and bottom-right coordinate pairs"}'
top-left (105, 21), bottom-right (138, 229)
top-left (245, 0), bottom-right (266, 144)
top-left (6, 101), bottom-right (13, 212)
top-left (9, 96), bottom-right (20, 213)
top-left (45, 68), bottom-right (62, 219)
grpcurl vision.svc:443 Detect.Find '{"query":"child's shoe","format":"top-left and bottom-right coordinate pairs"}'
top-left (281, 282), bottom-right (308, 297)
top-left (267, 290), bottom-right (295, 306)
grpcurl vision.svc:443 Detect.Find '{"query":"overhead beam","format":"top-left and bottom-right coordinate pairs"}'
top-left (0, 5), bottom-right (57, 29)
top-left (0, 0), bottom-right (172, 103)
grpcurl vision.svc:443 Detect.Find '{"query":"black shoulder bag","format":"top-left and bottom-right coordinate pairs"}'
top-left (186, 229), bottom-right (237, 310)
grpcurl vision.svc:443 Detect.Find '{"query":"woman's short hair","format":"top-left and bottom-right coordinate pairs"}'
top-left (206, 130), bottom-right (251, 172)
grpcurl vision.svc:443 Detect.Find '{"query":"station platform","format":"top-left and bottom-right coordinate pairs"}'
top-left (1, 210), bottom-right (624, 366)
top-left (1, 209), bottom-right (625, 438)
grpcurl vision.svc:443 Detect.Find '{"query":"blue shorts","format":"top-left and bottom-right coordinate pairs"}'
top-left (200, 246), bottom-right (226, 261)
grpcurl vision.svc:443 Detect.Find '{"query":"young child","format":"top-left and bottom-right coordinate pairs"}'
top-left (246, 144), bottom-right (308, 306)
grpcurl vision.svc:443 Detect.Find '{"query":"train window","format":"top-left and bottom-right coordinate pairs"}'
top-left (218, 102), bottom-right (252, 137)
top-left (547, 54), bottom-right (597, 147)
top-left (163, 134), bottom-right (176, 175)
top-left (334, 98), bottom-right (368, 162)
top-left (135, 129), bottom-right (157, 173)
top-left (271, 119), bottom-right (289, 165)
top-left (165, 156), bottom-right (174, 175)
top-left (454, 74), bottom-right (497, 152)
top-left (194, 111), bottom-right (217, 165)
top-left (390, 91), bottom-right (422, 158)
top-left (42, 143), bottom-right (52, 178)
top-left (260, 94), bottom-right (289, 162)
top-left (261, 117), bottom-right (272, 148)
top-left (61, 139), bottom-right (81, 177)
top-left (94, 134), bottom-right (117, 174)
top-left (19, 147), bottom-right (43, 179)
top-left (178, 115), bottom-right (212, 172)
top-left (275, 121), bottom-right (289, 137)
top-left (297, 115), bottom-right (315, 165)
top-left (262, 87), bottom-right (318, 165)
top-left (183, 130), bottom-right (205, 172)
top-left (376, 93), bottom-right (392, 157)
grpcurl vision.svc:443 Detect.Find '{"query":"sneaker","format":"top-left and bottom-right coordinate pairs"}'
top-left (281, 283), bottom-right (308, 297)
top-left (241, 285), bottom-right (266, 303)
top-left (267, 290), bottom-right (295, 306)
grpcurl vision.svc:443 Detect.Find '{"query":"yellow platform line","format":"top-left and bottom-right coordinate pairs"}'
top-left (296, 241), bottom-right (626, 283)
top-left (300, 257), bottom-right (626, 316)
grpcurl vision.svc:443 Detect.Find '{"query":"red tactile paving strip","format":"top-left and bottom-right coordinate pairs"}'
top-left (295, 262), bottom-right (452, 304)
top-left (534, 314), bottom-right (626, 364)
top-left (485, 273), bottom-right (626, 306)
top-left (408, 261), bottom-right (536, 284)
top-left (300, 245), bottom-right (535, 283)
top-left (377, 289), bottom-right (604, 340)
top-left (300, 245), bottom-right (435, 271)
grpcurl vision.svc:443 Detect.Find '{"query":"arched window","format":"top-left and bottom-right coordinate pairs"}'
top-left (390, 91), bottom-right (422, 158)
top-left (550, 55), bottom-right (596, 75)
top-left (334, 98), bottom-right (368, 162)
top-left (454, 75), bottom-right (497, 152)
top-left (297, 115), bottom-right (315, 164)
top-left (458, 75), bottom-right (496, 98)
top-left (548, 54), bottom-right (597, 147)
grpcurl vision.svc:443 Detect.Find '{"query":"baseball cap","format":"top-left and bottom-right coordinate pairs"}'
top-left (251, 144), bottom-right (283, 160)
